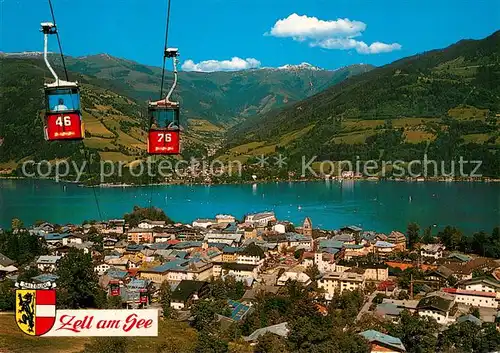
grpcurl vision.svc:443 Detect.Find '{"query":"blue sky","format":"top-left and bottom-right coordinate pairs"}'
top-left (1, 0), bottom-right (499, 71)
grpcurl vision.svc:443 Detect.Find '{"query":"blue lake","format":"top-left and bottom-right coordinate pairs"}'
top-left (0, 179), bottom-right (498, 234)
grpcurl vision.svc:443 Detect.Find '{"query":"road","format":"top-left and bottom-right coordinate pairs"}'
top-left (356, 291), bottom-right (384, 322)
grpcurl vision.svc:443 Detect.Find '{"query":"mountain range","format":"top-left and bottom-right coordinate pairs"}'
top-left (0, 53), bottom-right (371, 164)
top-left (221, 30), bottom-right (500, 173)
top-left (0, 31), bottom-right (499, 177)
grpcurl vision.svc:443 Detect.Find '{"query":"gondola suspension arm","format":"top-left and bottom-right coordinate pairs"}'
top-left (41, 23), bottom-right (59, 84)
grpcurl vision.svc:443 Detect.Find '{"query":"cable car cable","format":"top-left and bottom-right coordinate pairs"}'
top-left (45, 0), bottom-right (103, 221)
top-left (84, 148), bottom-right (104, 221)
top-left (148, 0), bottom-right (173, 209)
top-left (47, 0), bottom-right (69, 81)
top-left (159, 0), bottom-right (173, 99)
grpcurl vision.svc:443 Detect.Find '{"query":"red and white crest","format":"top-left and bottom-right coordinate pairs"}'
top-left (16, 289), bottom-right (56, 336)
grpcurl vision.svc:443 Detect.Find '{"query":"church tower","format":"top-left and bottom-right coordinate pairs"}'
top-left (303, 217), bottom-right (313, 237)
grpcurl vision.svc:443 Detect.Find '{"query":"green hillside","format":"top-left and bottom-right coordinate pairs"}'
top-left (222, 31), bottom-right (500, 176)
top-left (63, 55), bottom-right (372, 126)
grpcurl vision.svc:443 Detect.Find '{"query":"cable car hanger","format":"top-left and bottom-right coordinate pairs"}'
top-left (41, 21), bottom-right (85, 141)
top-left (41, 22), bottom-right (76, 89)
top-left (147, 0), bottom-right (182, 155)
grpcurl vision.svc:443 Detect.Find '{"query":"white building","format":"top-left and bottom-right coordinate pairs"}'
top-left (193, 219), bottom-right (216, 228)
top-left (277, 271), bottom-right (311, 286)
top-left (272, 223), bottom-right (287, 234)
top-left (363, 266), bottom-right (389, 282)
top-left (374, 241), bottom-right (396, 255)
top-left (460, 277), bottom-right (500, 299)
top-left (244, 212), bottom-right (276, 227)
top-left (237, 244), bottom-right (265, 266)
top-left (216, 214), bottom-right (236, 224)
top-left (36, 255), bottom-right (62, 272)
top-left (443, 288), bottom-right (497, 308)
top-left (216, 263), bottom-right (259, 282)
top-left (102, 219), bottom-right (125, 234)
top-left (417, 292), bottom-right (456, 325)
top-left (62, 235), bottom-right (83, 246)
top-left (138, 219), bottom-right (166, 229)
top-left (317, 272), bottom-right (365, 300)
top-left (420, 244), bottom-right (445, 259)
top-left (204, 233), bottom-right (243, 246)
top-left (94, 263), bottom-right (111, 276)
top-left (314, 252), bottom-right (337, 274)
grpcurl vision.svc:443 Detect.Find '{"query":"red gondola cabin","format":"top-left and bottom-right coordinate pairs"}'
top-left (147, 100), bottom-right (180, 154)
top-left (44, 82), bottom-right (85, 141)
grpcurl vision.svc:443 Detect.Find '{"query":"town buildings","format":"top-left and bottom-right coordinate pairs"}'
top-left (318, 272), bottom-right (365, 300)
top-left (10, 212), bottom-right (499, 340)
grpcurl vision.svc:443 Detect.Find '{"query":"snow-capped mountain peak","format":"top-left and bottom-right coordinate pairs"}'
top-left (276, 62), bottom-right (323, 71)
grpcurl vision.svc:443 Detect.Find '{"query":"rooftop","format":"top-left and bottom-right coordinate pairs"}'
top-left (460, 276), bottom-right (500, 289)
top-left (32, 273), bottom-right (59, 283)
top-left (145, 259), bottom-right (188, 273)
top-left (417, 293), bottom-right (455, 313)
top-left (0, 253), bottom-right (14, 267)
top-left (387, 231), bottom-right (406, 243)
top-left (106, 268), bottom-right (129, 279)
top-left (318, 239), bottom-right (344, 249)
top-left (244, 322), bottom-right (289, 342)
top-left (222, 246), bottom-right (241, 254)
top-left (376, 303), bottom-right (402, 317)
top-left (36, 255), bottom-right (61, 264)
top-left (421, 244), bottom-right (445, 252)
top-left (43, 233), bottom-right (70, 241)
top-left (447, 253), bottom-right (472, 262)
top-left (171, 280), bottom-right (209, 302)
top-left (457, 314), bottom-right (482, 326)
top-left (442, 287), bottom-right (497, 298)
top-left (375, 241), bottom-right (396, 248)
top-left (240, 243), bottom-right (265, 259)
top-left (332, 234), bottom-right (355, 242)
top-left (227, 299), bottom-right (253, 321)
top-left (222, 263), bottom-right (258, 272)
top-left (321, 271), bottom-right (364, 282)
top-left (340, 225), bottom-right (363, 233)
top-left (360, 330), bottom-right (406, 352)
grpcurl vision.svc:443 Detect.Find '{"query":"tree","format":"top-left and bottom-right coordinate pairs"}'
top-left (17, 266), bottom-right (40, 283)
top-left (210, 278), bottom-right (228, 300)
top-left (406, 223), bottom-right (420, 250)
top-left (0, 279), bottom-right (15, 311)
top-left (293, 248), bottom-right (304, 260)
top-left (124, 206), bottom-right (173, 228)
top-left (191, 300), bottom-right (220, 332)
top-left (195, 331), bottom-right (228, 353)
top-left (387, 311), bottom-right (438, 353)
top-left (56, 248), bottom-right (103, 309)
top-left (159, 280), bottom-right (172, 318)
top-left (225, 276), bottom-right (245, 300)
top-left (437, 226), bottom-right (464, 251)
top-left (305, 264), bottom-right (320, 281)
top-left (438, 321), bottom-right (482, 352)
top-left (107, 295), bottom-right (123, 309)
top-left (0, 230), bottom-right (47, 265)
top-left (469, 307), bottom-right (480, 319)
top-left (11, 218), bottom-right (24, 230)
top-left (254, 332), bottom-right (289, 353)
top-left (422, 226), bottom-right (434, 244)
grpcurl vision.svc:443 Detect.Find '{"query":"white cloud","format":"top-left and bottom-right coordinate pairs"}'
top-left (312, 38), bottom-right (402, 54)
top-left (182, 57), bottom-right (261, 72)
top-left (267, 13), bottom-right (401, 55)
top-left (268, 13), bottom-right (365, 40)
